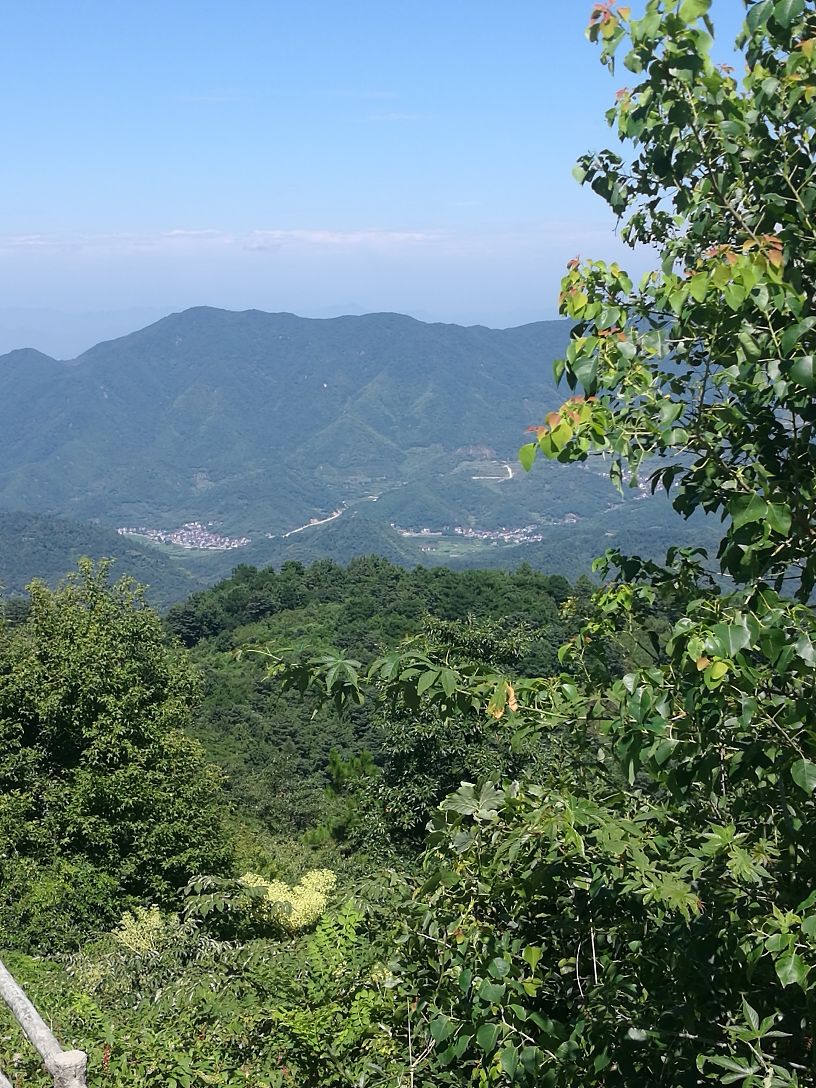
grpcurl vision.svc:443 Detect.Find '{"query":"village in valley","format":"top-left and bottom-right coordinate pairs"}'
top-left (117, 522), bottom-right (251, 551)
top-left (392, 520), bottom-right (577, 547)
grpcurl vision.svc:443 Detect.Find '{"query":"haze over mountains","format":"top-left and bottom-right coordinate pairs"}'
top-left (0, 307), bottom-right (716, 600)
top-left (0, 307), bottom-right (170, 358)
top-left (0, 307), bottom-right (568, 527)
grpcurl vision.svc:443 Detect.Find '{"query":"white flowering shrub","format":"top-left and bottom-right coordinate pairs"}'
top-left (239, 869), bottom-right (336, 933)
top-left (113, 905), bottom-right (183, 956)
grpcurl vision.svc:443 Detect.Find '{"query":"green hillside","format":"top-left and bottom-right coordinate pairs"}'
top-left (0, 308), bottom-right (570, 533)
top-left (0, 511), bottom-right (206, 608)
top-left (0, 307), bottom-right (716, 584)
top-left (0, 496), bottom-right (721, 606)
top-left (0, 308), bottom-right (570, 535)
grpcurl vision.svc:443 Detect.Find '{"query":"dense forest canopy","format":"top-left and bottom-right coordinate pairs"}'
top-left (2, 2), bottom-right (816, 1087)
top-left (0, 562), bottom-right (231, 952)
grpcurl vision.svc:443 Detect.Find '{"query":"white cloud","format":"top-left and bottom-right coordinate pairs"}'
top-left (243, 228), bottom-right (443, 250)
top-left (0, 227), bottom-right (444, 257)
top-left (163, 229), bottom-right (233, 242)
top-left (4, 233), bottom-right (76, 249)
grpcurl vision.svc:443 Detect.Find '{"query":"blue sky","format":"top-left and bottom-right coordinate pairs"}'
top-left (1, 1), bottom-right (745, 342)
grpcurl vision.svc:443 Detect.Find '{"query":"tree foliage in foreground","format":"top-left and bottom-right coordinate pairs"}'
top-left (0, 561), bottom-right (231, 950)
top-left (451, 1), bottom-right (816, 1082)
top-left (283, 3), bottom-right (816, 1084)
top-left (0, 890), bottom-right (402, 1088)
top-left (522, 0), bottom-right (816, 603)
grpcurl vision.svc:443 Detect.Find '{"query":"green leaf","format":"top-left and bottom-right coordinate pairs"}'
top-left (500, 1045), bottom-right (520, 1078)
top-left (688, 273), bottom-right (709, 302)
top-left (742, 999), bottom-right (759, 1031)
top-left (439, 668), bottom-right (457, 696)
top-left (780, 320), bottom-right (811, 354)
top-left (416, 668), bottom-right (439, 695)
top-left (773, 0), bottom-right (805, 28)
top-left (430, 1015), bottom-right (453, 1043)
top-left (537, 432), bottom-right (557, 459)
top-left (789, 355), bottom-right (816, 391)
top-left (661, 427), bottom-right (689, 446)
top-left (679, 0), bottom-right (711, 20)
top-left (658, 400), bottom-right (684, 426)
top-left (707, 1055), bottom-right (759, 1076)
top-left (488, 956), bottom-right (511, 979)
top-left (723, 282), bottom-right (746, 311)
top-left (709, 622), bottom-right (752, 657)
top-left (766, 503), bottom-right (792, 536)
top-left (479, 978), bottom-right (506, 1003)
top-left (791, 758), bottom-right (816, 794)
top-left (618, 338), bottom-right (637, 360)
top-left (475, 1023), bottom-right (501, 1052)
top-left (442, 781), bottom-right (505, 820)
top-left (548, 421), bottom-right (574, 452)
top-left (746, 0), bottom-right (773, 31)
top-left (523, 945), bottom-right (542, 972)
top-left (668, 287), bottom-right (686, 315)
top-left (571, 355), bottom-right (598, 392)
top-left (730, 494), bottom-right (769, 530)
top-left (775, 950), bottom-right (809, 987)
top-left (519, 442), bottom-right (537, 472)
top-left (454, 1032), bottom-right (472, 1058)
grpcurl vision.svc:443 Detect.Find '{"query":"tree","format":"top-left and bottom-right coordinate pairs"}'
top-left (0, 561), bottom-right (231, 950)
top-left (523, 0), bottom-right (816, 600)
top-left (393, 3), bottom-right (816, 1085)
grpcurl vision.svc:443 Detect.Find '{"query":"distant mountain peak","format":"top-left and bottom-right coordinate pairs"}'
top-left (0, 346), bottom-right (60, 366)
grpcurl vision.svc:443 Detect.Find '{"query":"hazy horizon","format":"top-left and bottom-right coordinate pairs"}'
top-left (1, 1), bottom-right (744, 352)
top-left (0, 301), bottom-right (572, 359)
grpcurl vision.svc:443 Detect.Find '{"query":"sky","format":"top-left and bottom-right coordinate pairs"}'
top-left (1, 1), bottom-right (746, 352)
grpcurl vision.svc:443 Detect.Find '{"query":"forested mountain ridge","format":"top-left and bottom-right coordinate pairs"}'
top-left (1, 306), bottom-right (715, 591)
top-left (0, 307), bottom-right (569, 534)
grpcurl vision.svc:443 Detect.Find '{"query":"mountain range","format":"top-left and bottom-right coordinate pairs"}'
top-left (0, 307), bottom-right (718, 599)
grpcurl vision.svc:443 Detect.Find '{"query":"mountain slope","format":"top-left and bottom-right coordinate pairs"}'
top-left (0, 308), bottom-right (569, 535)
top-left (0, 512), bottom-right (206, 608)
top-left (0, 306), bottom-right (715, 587)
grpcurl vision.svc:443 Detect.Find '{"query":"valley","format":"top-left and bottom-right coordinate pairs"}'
top-left (0, 306), bottom-right (719, 600)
